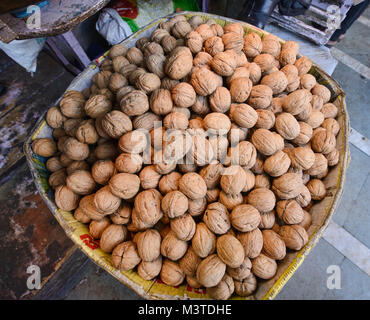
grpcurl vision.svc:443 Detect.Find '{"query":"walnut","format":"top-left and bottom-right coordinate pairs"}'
top-left (163, 112), bottom-right (189, 129)
top-left (260, 71), bottom-right (288, 95)
top-left (254, 53), bottom-right (275, 74)
top-left (228, 141), bottom-right (256, 169)
top-left (278, 225), bottom-right (308, 250)
top-left (53, 127), bottom-right (66, 140)
top-left (204, 36), bottom-right (224, 56)
top-left (211, 50), bottom-right (238, 76)
top-left (190, 67), bottom-right (222, 96)
top-left (234, 274), bottom-right (257, 296)
top-left (202, 113), bottom-right (231, 135)
top-left (189, 15), bottom-right (203, 28)
top-left (299, 210), bottom-right (312, 230)
top-left (115, 154), bottom-right (142, 175)
top-left (272, 172), bottom-right (303, 199)
top-left (66, 169), bottom-right (96, 195)
top-left (138, 256), bottom-right (162, 280)
top-left (64, 137), bottom-right (89, 161)
top-left (311, 95), bottom-right (324, 111)
top-left (136, 229), bottom-right (161, 262)
top-left (110, 203), bottom-right (131, 224)
top-left (307, 179), bottom-right (326, 200)
top-left (109, 173), bottom-right (140, 199)
top-left (135, 72), bottom-right (161, 94)
top-left (306, 110), bottom-right (325, 128)
top-left (226, 66), bottom-right (249, 86)
top-left (326, 148), bottom-right (339, 166)
top-left (93, 185), bottom-right (121, 215)
top-left (179, 172), bottom-right (207, 200)
top-left (165, 46), bottom-right (193, 80)
top-left (161, 35), bottom-right (177, 54)
top-left (199, 162), bottom-right (224, 189)
top-left (160, 259), bottom-right (185, 286)
top-left (202, 202), bottom-right (230, 235)
top-left (172, 20), bottom-right (192, 39)
top-left (321, 103), bottom-right (338, 119)
top-left (228, 123), bottom-right (248, 146)
top-left (63, 118), bottom-right (82, 137)
top-left (128, 67), bottom-right (146, 85)
top-left (46, 157), bottom-right (63, 173)
top-left (262, 34), bottom-right (281, 57)
top-left (248, 85), bottom-right (273, 109)
top-left (322, 118), bottom-right (340, 136)
top-left (32, 138), bottom-right (57, 157)
top-left (230, 77), bottom-right (253, 103)
top-left (120, 90), bottom-right (149, 116)
top-left (133, 112), bottom-right (161, 132)
top-left (85, 94), bottom-right (112, 119)
top-left (312, 84), bottom-right (331, 103)
top-left (118, 129), bottom-right (148, 154)
top-left (218, 191), bottom-right (242, 211)
top-left (185, 31), bottom-right (203, 54)
top-left (291, 122), bottom-right (313, 145)
top-left (149, 88), bottom-right (173, 115)
top-left (258, 210), bottom-right (276, 229)
top-left (311, 129), bottom-right (336, 154)
top-left (220, 165), bottom-right (246, 195)
top-left (170, 214), bottom-right (196, 241)
top-left (243, 33), bottom-right (262, 58)
top-left (275, 113), bottom-right (300, 140)
top-left (179, 246), bottom-right (202, 277)
top-left (222, 32), bottom-right (243, 52)
top-left (262, 229), bottom-right (286, 260)
top-left (216, 234), bottom-right (245, 268)
top-left (171, 82), bottom-right (196, 108)
top-left (282, 89), bottom-right (311, 115)
top-left (109, 43), bottom-right (127, 59)
top-left (193, 51), bottom-right (213, 68)
top-left (305, 153), bottom-right (328, 177)
top-left (294, 56), bottom-right (312, 76)
top-left (247, 187), bottom-right (276, 213)
top-left (196, 254), bottom-right (226, 287)
top-left (89, 217), bottom-right (111, 239)
top-left (188, 197), bottom-right (207, 217)
top-left (230, 103), bottom-right (258, 129)
top-left (75, 120), bottom-right (99, 144)
top-left (55, 185), bottom-right (80, 211)
top-left (94, 141), bottom-right (119, 160)
top-left (288, 147), bottom-right (315, 170)
top-left (237, 228), bottom-right (263, 259)
top-left (59, 91), bottom-right (86, 118)
top-left (134, 189), bottom-right (162, 226)
top-left (46, 106), bottom-right (66, 129)
top-left (251, 253), bottom-right (277, 279)
top-left (251, 129), bottom-right (278, 156)
top-left (300, 74), bottom-right (316, 90)
top-left (242, 168), bottom-right (256, 193)
top-left (112, 241), bottom-right (141, 270)
top-left (161, 230), bottom-right (188, 261)
top-left (207, 274), bottom-right (235, 300)
top-left (139, 165), bottom-right (161, 189)
top-left (143, 42), bottom-right (164, 58)
top-left (263, 150), bottom-right (290, 177)
top-left (195, 23), bottom-right (215, 40)
top-left (254, 110), bottom-right (275, 131)
top-left (151, 28), bottom-right (170, 43)
top-left (79, 194), bottom-right (105, 220)
top-left (192, 222), bottom-right (216, 258)
top-left (276, 199), bottom-right (304, 224)
top-left (295, 184), bottom-right (312, 207)
top-left (146, 53), bottom-right (166, 78)
top-left (74, 207), bottom-right (91, 224)
top-left (231, 204), bottom-right (260, 232)
top-left (161, 190), bottom-right (188, 219)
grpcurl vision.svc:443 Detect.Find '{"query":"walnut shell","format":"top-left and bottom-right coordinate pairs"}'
top-left (55, 185), bottom-right (80, 211)
top-left (207, 274), bottom-right (234, 300)
top-left (248, 84), bottom-right (273, 109)
top-left (66, 169), bottom-right (96, 195)
top-left (160, 259), bottom-right (185, 286)
top-left (312, 84), bottom-right (331, 103)
top-left (237, 228), bottom-right (263, 259)
top-left (188, 198), bottom-right (207, 217)
top-left (276, 199), bottom-right (304, 225)
top-left (199, 162), bottom-right (224, 189)
top-left (165, 46), bottom-right (193, 80)
top-left (32, 138), bottom-right (57, 157)
top-left (260, 71), bottom-right (288, 95)
top-left (203, 202), bottom-right (231, 235)
top-left (220, 165), bottom-right (246, 195)
top-left (291, 122), bottom-right (313, 145)
top-left (306, 110), bottom-right (325, 128)
top-left (109, 173), bottom-right (140, 199)
top-left (196, 254), bottom-right (226, 287)
top-left (85, 94), bottom-right (112, 118)
top-left (203, 112), bottom-right (231, 135)
top-left (134, 189), bottom-right (162, 226)
top-left (243, 33), bottom-right (262, 58)
top-left (46, 106), bottom-right (66, 129)
top-left (161, 190), bottom-right (188, 218)
top-left (204, 36), bottom-right (224, 56)
top-left (300, 74), bottom-right (316, 90)
top-left (89, 217), bottom-right (111, 239)
top-left (307, 179), bottom-right (326, 200)
top-left (247, 188), bottom-right (276, 213)
top-left (192, 222), bottom-right (216, 258)
top-left (112, 241), bottom-right (141, 270)
top-left (263, 150), bottom-right (291, 177)
top-left (305, 153), bottom-right (328, 177)
top-left (100, 224), bottom-right (128, 253)
top-left (109, 43), bottom-right (127, 59)
top-left (311, 129), bottom-right (336, 155)
top-left (158, 171), bottom-right (182, 194)
top-left (74, 207), bottom-right (91, 224)
top-left (261, 34), bottom-right (281, 57)
top-left (222, 32), bottom-right (243, 52)
top-left (278, 225), bottom-right (308, 250)
top-left (64, 137), bottom-right (89, 161)
top-left (161, 230), bottom-right (188, 261)
top-left (170, 214), bottom-right (196, 241)
top-left (231, 204), bottom-right (261, 232)
top-left (211, 50), bottom-right (238, 76)
top-left (149, 88), bottom-right (173, 115)
top-left (272, 172), bottom-right (303, 199)
top-left (190, 67), bottom-right (222, 96)
top-left (138, 256), bottom-right (162, 280)
top-left (234, 273), bottom-right (257, 296)
top-left (282, 89), bottom-right (312, 115)
top-left (230, 103), bottom-right (258, 129)
top-left (179, 246), bottom-right (201, 277)
top-left (195, 23), bottom-right (215, 41)
top-left (120, 90), bottom-right (149, 116)
top-left (216, 234), bottom-right (245, 268)
top-left (251, 129), bottom-right (278, 156)
top-left (59, 91), bottom-right (86, 118)
top-left (139, 165), bottom-right (161, 189)
top-left (118, 130), bottom-right (148, 154)
top-left (251, 253), bottom-right (277, 279)
top-left (171, 82), bottom-right (196, 108)
top-left (179, 172), bottom-right (207, 200)
top-left (262, 230), bottom-right (286, 260)
top-left (137, 229), bottom-right (161, 262)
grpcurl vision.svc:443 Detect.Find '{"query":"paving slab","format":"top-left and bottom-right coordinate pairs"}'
top-left (275, 239), bottom-right (345, 300)
top-left (65, 262), bottom-right (144, 300)
top-left (331, 62), bottom-right (370, 138)
top-left (324, 258), bottom-right (370, 300)
top-left (333, 144), bottom-right (370, 226)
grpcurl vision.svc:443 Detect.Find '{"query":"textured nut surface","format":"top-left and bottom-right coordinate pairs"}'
top-left (272, 173), bottom-right (303, 199)
top-left (137, 229), bottom-right (161, 262)
top-left (109, 173), bottom-right (140, 199)
top-left (275, 112), bottom-right (300, 140)
top-left (203, 112), bottom-right (231, 134)
top-left (170, 214), bottom-right (196, 241)
top-left (32, 138), bottom-right (57, 157)
top-left (94, 185), bottom-right (121, 214)
top-left (264, 150), bottom-right (291, 177)
top-left (138, 256), bottom-right (162, 280)
top-left (207, 274), bottom-right (234, 300)
top-left (262, 230), bottom-right (286, 260)
top-left (179, 246), bottom-right (202, 277)
top-left (100, 224), bottom-right (128, 253)
top-left (307, 179), bottom-right (327, 200)
top-left (243, 33), bottom-right (262, 58)
top-left (203, 202), bottom-right (231, 235)
top-left (161, 190), bottom-right (189, 218)
top-left (192, 222), bottom-right (216, 258)
top-left (134, 189), bottom-right (162, 226)
top-left (190, 67), bottom-right (222, 96)
top-left (161, 230), bottom-right (188, 261)
top-left (217, 234), bottom-right (245, 268)
top-left (230, 103), bottom-right (258, 129)
top-left (160, 259), bottom-right (185, 286)
top-left (251, 254), bottom-right (277, 279)
top-left (278, 225), bottom-right (308, 250)
top-left (112, 241), bottom-right (141, 271)
top-left (55, 185), bottom-right (80, 211)
top-left (234, 274), bottom-right (257, 296)
top-left (67, 170), bottom-right (96, 195)
top-left (220, 165), bottom-right (247, 195)
top-left (247, 188), bottom-right (276, 213)
top-left (196, 254), bottom-right (226, 287)
top-left (276, 199), bottom-right (304, 224)
top-left (179, 172), bottom-right (207, 200)
top-left (120, 90), bottom-right (149, 116)
top-left (165, 46), bottom-right (193, 80)
top-left (237, 228), bottom-right (263, 259)
top-left (251, 129), bottom-right (278, 156)
top-left (101, 110), bottom-right (132, 139)
top-left (231, 204), bottom-right (261, 232)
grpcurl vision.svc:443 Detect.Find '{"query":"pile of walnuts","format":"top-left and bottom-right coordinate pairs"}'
top-left (32, 15), bottom-right (341, 300)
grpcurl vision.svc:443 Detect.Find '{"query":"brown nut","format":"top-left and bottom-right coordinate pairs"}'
top-left (137, 229), bottom-right (161, 262)
top-left (251, 129), bottom-right (278, 156)
top-left (203, 202), bottom-right (231, 235)
top-left (278, 225), bottom-right (308, 250)
top-left (66, 170), bottom-right (96, 195)
top-left (188, 198), bottom-right (207, 217)
top-left (220, 165), bottom-right (247, 195)
top-left (243, 33), bottom-right (262, 58)
top-left (158, 171), bottom-right (182, 194)
top-left (196, 254), bottom-right (226, 288)
top-left (248, 84), bottom-right (273, 109)
top-left (282, 89), bottom-right (312, 115)
top-left (46, 106), bottom-right (66, 129)
top-left (207, 274), bottom-right (235, 300)
top-left (203, 112), bottom-right (231, 135)
top-left (217, 234), bottom-right (245, 268)
top-left (100, 224), bottom-right (128, 253)
top-left (165, 46), bottom-right (193, 80)
top-left (160, 259), bottom-right (185, 286)
top-left (305, 153), bottom-right (328, 177)
top-left (59, 91), bottom-right (86, 118)
top-left (261, 34), bottom-right (281, 57)
top-left (230, 77), bottom-right (253, 103)
top-left (260, 71), bottom-right (288, 95)
top-left (222, 32), bottom-right (243, 52)
top-left (311, 129), bottom-right (336, 155)
top-left (291, 122), bottom-right (313, 145)
top-left (179, 172), bottom-right (207, 200)
top-left (288, 147), bottom-right (315, 170)
top-left (32, 138), bottom-right (57, 157)
top-left (192, 222), bottom-right (216, 258)
top-left (190, 67), bottom-right (222, 96)
top-left (109, 173), bottom-right (140, 199)
top-left (231, 204), bottom-right (261, 232)
top-left (262, 230), bottom-right (286, 260)
top-left (139, 165), bottom-right (161, 189)
top-left (234, 273), bottom-right (257, 296)
top-left (170, 214), bottom-right (196, 241)
top-left (150, 88), bottom-right (173, 115)
top-left (134, 189), bottom-right (163, 226)
top-left (211, 50), bottom-right (238, 76)
top-left (276, 199), bottom-right (304, 224)
top-left (312, 84), bottom-right (331, 103)
top-left (307, 179), bottom-right (326, 200)
top-left (115, 153), bottom-right (142, 174)
top-left (321, 103), bottom-right (338, 119)
top-left (89, 217), bottom-right (111, 239)
top-left (251, 253), bottom-right (277, 279)
top-left (118, 130), bottom-right (148, 154)
top-left (171, 82), bottom-right (196, 108)
top-left (272, 172), bottom-right (303, 199)
top-left (64, 137), bottom-right (89, 161)
top-left (179, 246), bottom-right (202, 278)
top-left (247, 188), bottom-right (276, 213)
top-left (264, 150), bottom-right (291, 177)
top-left (75, 120), bottom-right (99, 144)
top-left (112, 241), bottom-right (141, 270)
top-left (237, 228), bottom-right (263, 259)
top-left (161, 190), bottom-right (188, 218)
top-left (161, 230), bottom-right (188, 261)
top-left (199, 162), bottom-right (224, 189)
top-left (101, 110), bottom-right (132, 139)
top-left (120, 90), bottom-right (149, 116)
top-left (85, 94), bottom-right (112, 118)
top-left (230, 103), bottom-right (258, 129)
top-left (138, 256), bottom-right (162, 280)
top-left (55, 185), bottom-right (80, 211)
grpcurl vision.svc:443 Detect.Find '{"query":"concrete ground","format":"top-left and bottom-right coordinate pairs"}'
top-left (0, 3), bottom-right (369, 300)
